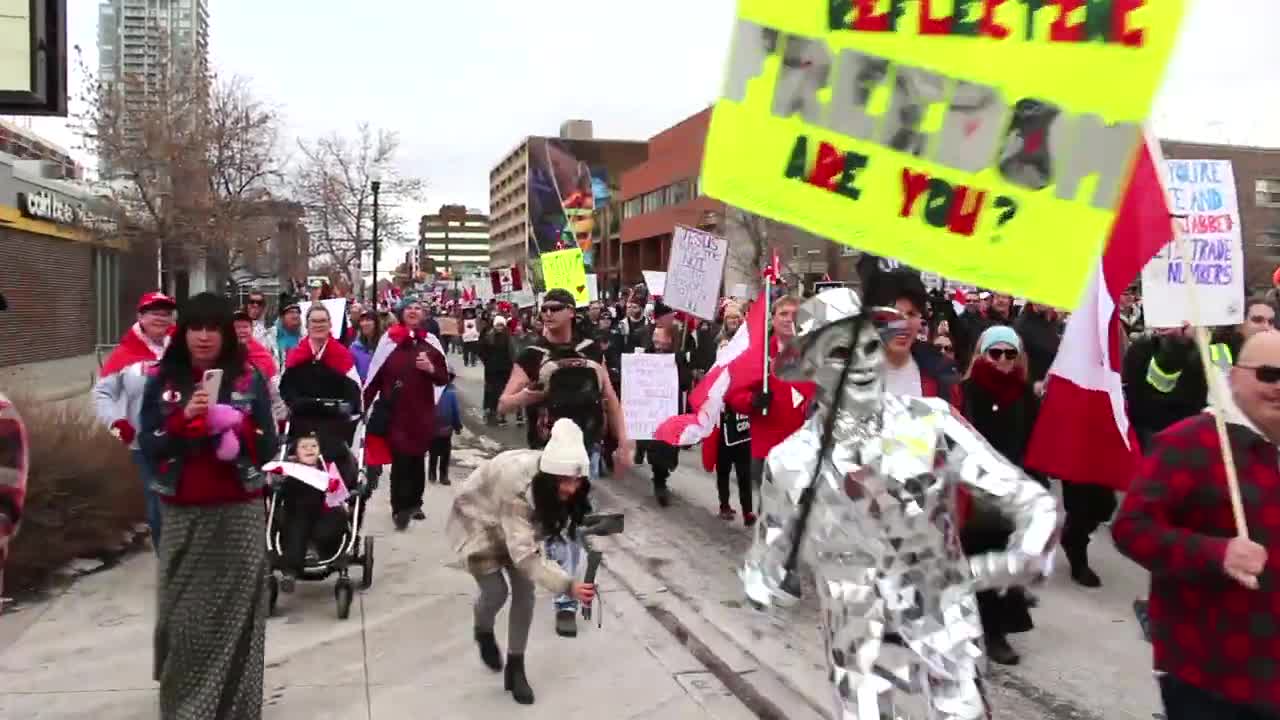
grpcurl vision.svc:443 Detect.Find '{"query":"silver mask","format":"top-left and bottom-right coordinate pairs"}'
top-left (744, 288), bottom-right (1061, 720)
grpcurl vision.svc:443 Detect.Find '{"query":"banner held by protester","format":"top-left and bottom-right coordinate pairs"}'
top-left (664, 225), bottom-right (729, 321)
top-left (621, 354), bottom-right (679, 441)
top-left (700, 0), bottom-right (1187, 308)
top-left (1140, 159), bottom-right (1244, 328)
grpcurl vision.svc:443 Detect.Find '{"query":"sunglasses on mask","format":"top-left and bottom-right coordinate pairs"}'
top-left (987, 348), bottom-right (1019, 361)
top-left (1238, 365), bottom-right (1280, 384)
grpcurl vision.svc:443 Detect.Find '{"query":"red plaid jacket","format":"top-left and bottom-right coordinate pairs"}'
top-left (1112, 411), bottom-right (1280, 714)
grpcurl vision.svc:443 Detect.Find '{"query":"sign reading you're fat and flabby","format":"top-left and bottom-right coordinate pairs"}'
top-left (702, 0), bottom-right (1187, 308)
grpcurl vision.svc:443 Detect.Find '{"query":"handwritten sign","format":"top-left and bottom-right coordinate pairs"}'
top-left (541, 248), bottom-right (590, 306)
top-left (621, 353), bottom-right (679, 441)
top-left (701, 1), bottom-right (1187, 309)
top-left (1140, 159), bottom-right (1244, 328)
top-left (582, 274), bottom-right (599, 307)
top-left (664, 225), bottom-right (729, 320)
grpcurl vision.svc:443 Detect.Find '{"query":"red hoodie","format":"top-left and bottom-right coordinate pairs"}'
top-left (724, 335), bottom-right (816, 460)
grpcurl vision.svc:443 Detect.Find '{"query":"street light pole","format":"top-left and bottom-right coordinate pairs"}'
top-left (370, 170), bottom-right (382, 305)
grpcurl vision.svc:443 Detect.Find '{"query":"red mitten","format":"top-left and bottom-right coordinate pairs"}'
top-left (111, 419), bottom-right (137, 445)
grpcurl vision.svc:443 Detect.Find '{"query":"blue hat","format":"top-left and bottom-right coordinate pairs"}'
top-left (395, 294), bottom-right (422, 313)
top-left (978, 325), bottom-right (1022, 354)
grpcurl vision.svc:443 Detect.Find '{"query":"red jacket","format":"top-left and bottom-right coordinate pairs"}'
top-left (725, 337), bottom-right (816, 460)
top-left (1112, 412), bottom-right (1280, 714)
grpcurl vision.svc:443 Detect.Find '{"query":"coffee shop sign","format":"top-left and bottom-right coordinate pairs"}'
top-left (18, 190), bottom-right (83, 226)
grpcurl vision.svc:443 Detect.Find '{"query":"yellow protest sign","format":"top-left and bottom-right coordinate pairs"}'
top-left (703, 0), bottom-right (1186, 308)
top-left (540, 248), bottom-right (590, 306)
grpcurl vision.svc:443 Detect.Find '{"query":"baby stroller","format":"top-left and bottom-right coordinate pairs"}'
top-left (265, 398), bottom-right (376, 619)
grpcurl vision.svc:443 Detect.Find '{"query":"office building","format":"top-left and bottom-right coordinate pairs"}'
top-left (97, 0), bottom-right (210, 173)
top-left (418, 204), bottom-right (490, 278)
top-left (488, 120), bottom-right (647, 276)
top-left (0, 118), bottom-right (83, 180)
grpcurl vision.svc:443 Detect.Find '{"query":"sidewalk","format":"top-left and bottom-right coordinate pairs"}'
top-left (0, 428), bottom-right (754, 720)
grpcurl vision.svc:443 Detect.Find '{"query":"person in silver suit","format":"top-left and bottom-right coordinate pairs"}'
top-left (741, 288), bottom-right (1060, 720)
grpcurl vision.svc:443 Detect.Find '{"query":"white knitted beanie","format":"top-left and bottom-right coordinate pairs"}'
top-left (538, 419), bottom-right (590, 477)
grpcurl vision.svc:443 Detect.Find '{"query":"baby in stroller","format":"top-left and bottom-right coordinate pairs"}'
top-left (270, 432), bottom-right (356, 592)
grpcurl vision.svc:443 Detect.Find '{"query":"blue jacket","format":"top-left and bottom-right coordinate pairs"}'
top-left (435, 383), bottom-right (463, 438)
top-left (351, 337), bottom-right (376, 381)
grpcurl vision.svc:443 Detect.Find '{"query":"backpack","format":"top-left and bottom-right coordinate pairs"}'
top-left (529, 338), bottom-right (605, 448)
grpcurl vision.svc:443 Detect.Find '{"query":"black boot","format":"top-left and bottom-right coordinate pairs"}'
top-left (1065, 542), bottom-right (1102, 588)
top-left (475, 629), bottom-right (502, 671)
top-left (986, 633), bottom-right (1020, 665)
top-left (504, 653), bottom-right (535, 704)
top-left (555, 609), bottom-right (577, 638)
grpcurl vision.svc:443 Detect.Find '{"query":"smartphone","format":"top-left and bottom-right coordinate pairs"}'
top-left (201, 368), bottom-right (224, 401)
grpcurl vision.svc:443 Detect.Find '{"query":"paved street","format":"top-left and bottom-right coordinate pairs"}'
top-left (450, 362), bottom-right (1164, 720)
top-left (0, 420), bottom-right (753, 719)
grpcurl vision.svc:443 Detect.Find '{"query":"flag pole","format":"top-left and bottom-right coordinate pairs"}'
top-left (761, 259), bottom-right (772, 417)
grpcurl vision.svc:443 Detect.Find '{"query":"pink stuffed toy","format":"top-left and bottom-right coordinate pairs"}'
top-left (206, 404), bottom-right (245, 462)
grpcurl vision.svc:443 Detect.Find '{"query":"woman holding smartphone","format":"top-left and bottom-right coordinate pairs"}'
top-left (139, 292), bottom-right (278, 719)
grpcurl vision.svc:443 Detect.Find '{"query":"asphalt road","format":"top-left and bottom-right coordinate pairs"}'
top-left (451, 361), bottom-right (1166, 720)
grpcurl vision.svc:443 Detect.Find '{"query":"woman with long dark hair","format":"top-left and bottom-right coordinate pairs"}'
top-left (446, 419), bottom-right (598, 706)
top-left (958, 325), bottom-right (1041, 667)
top-left (138, 292), bottom-right (278, 719)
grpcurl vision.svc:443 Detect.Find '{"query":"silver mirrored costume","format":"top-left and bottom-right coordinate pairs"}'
top-left (741, 289), bottom-right (1060, 720)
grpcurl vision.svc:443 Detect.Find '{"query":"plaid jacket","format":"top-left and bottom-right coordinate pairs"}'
top-left (1112, 411), bottom-right (1280, 714)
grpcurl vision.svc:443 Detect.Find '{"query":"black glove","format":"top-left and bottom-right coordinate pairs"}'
top-left (751, 390), bottom-right (772, 412)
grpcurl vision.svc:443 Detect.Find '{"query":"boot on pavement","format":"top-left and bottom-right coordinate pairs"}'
top-left (1065, 542), bottom-right (1102, 588)
top-left (555, 609), bottom-right (577, 637)
top-left (475, 629), bottom-right (502, 671)
top-left (986, 633), bottom-right (1020, 665)
top-left (718, 504), bottom-right (736, 520)
top-left (504, 653), bottom-right (535, 705)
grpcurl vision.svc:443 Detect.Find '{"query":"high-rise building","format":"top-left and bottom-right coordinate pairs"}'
top-left (418, 204), bottom-right (490, 279)
top-left (97, 0), bottom-right (210, 173)
top-left (488, 119), bottom-right (647, 274)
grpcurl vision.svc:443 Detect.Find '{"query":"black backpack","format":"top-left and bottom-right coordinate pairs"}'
top-left (530, 339), bottom-right (605, 448)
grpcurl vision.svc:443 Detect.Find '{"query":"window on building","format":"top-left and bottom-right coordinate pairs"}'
top-left (1257, 179), bottom-right (1280, 208)
top-left (1259, 228), bottom-right (1280, 248)
top-left (92, 248), bottom-right (121, 346)
top-left (667, 180), bottom-right (691, 206)
top-left (623, 197), bottom-right (642, 219)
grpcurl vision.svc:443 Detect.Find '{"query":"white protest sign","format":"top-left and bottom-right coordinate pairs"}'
top-left (1140, 159), bottom-right (1244, 328)
top-left (641, 270), bottom-right (666, 297)
top-left (729, 283), bottom-right (748, 298)
top-left (621, 353), bottom-right (679, 441)
top-left (581, 275), bottom-right (599, 307)
top-left (511, 289), bottom-right (536, 308)
top-left (664, 225), bottom-right (729, 320)
top-left (297, 298), bottom-right (349, 339)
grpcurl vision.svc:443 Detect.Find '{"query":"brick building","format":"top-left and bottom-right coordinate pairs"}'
top-left (1160, 139), bottom-right (1280, 291)
top-left (619, 108), bottom-right (855, 294)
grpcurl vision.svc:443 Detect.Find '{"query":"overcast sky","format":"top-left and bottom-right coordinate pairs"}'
top-left (16, 0), bottom-right (1279, 229)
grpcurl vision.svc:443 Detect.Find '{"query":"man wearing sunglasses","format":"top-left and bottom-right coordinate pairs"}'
top-left (873, 272), bottom-right (961, 406)
top-left (1113, 331), bottom-right (1280, 720)
top-left (245, 290), bottom-right (277, 358)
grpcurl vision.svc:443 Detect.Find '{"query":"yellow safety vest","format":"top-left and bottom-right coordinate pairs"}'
top-left (1145, 357), bottom-right (1181, 394)
top-left (1208, 343), bottom-right (1233, 372)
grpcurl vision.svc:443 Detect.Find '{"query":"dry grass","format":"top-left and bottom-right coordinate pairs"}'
top-left (5, 395), bottom-right (143, 593)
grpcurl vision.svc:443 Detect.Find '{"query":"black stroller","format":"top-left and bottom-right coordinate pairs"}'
top-left (265, 399), bottom-right (376, 619)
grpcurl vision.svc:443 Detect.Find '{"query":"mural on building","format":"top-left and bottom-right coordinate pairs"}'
top-left (527, 137), bottom-right (597, 270)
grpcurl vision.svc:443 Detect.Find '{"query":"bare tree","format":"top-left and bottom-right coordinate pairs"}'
top-left (72, 46), bottom-right (285, 284)
top-left (291, 123), bottom-right (425, 293)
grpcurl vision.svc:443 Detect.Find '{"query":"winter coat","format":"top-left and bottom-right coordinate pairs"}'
top-left (93, 324), bottom-right (169, 449)
top-left (725, 336), bottom-right (817, 460)
top-left (479, 330), bottom-right (515, 386)
top-left (435, 384), bottom-right (463, 438)
top-left (362, 327), bottom-right (449, 458)
top-left (445, 449), bottom-right (574, 594)
top-left (351, 337), bottom-right (376, 381)
top-left (274, 320), bottom-right (301, 366)
top-left (1122, 333), bottom-right (1208, 451)
top-left (1013, 310), bottom-right (1061, 384)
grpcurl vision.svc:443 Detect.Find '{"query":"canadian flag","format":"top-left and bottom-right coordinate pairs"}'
top-left (1024, 130), bottom-right (1173, 491)
top-left (654, 289), bottom-right (769, 446)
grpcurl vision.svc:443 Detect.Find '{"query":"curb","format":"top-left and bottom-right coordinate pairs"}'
top-left (597, 531), bottom-right (828, 720)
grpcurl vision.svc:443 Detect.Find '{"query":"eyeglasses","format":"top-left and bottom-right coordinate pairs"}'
top-left (540, 303), bottom-right (569, 314)
top-left (1237, 364), bottom-right (1280, 384)
top-left (987, 348), bottom-right (1019, 361)
top-left (246, 299), bottom-right (264, 306)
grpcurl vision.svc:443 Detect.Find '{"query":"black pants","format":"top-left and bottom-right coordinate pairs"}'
top-left (463, 341), bottom-right (481, 366)
top-left (389, 452), bottom-right (426, 515)
top-left (1160, 675), bottom-right (1279, 720)
top-left (716, 437), bottom-right (752, 512)
top-left (1061, 481), bottom-right (1118, 561)
top-left (750, 456), bottom-right (766, 493)
top-left (428, 435), bottom-right (452, 484)
top-left (280, 480), bottom-right (347, 574)
top-left (483, 381), bottom-right (503, 418)
top-left (645, 441), bottom-right (678, 488)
